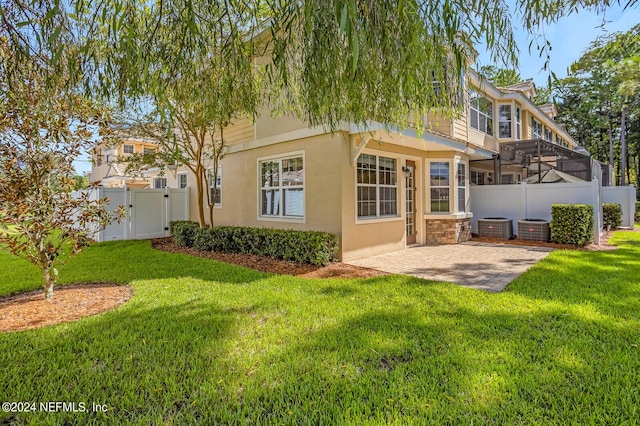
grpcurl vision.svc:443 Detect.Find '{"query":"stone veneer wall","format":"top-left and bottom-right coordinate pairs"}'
top-left (425, 218), bottom-right (472, 245)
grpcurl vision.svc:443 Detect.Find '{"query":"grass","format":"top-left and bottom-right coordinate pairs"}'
top-left (1, 234), bottom-right (639, 424)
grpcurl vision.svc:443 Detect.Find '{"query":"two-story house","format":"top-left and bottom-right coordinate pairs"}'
top-left (90, 139), bottom-right (160, 188)
top-left (163, 68), bottom-right (584, 261)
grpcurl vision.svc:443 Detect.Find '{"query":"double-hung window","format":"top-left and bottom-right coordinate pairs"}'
top-left (531, 118), bottom-right (542, 139)
top-left (469, 90), bottom-right (494, 135)
top-left (260, 155), bottom-right (304, 218)
top-left (515, 106), bottom-right (521, 139)
top-left (429, 162), bottom-right (450, 213)
top-left (457, 163), bottom-right (466, 212)
top-left (498, 105), bottom-right (512, 138)
top-left (177, 172), bottom-right (187, 189)
top-left (357, 154), bottom-right (398, 219)
top-left (123, 144), bottom-right (134, 154)
top-left (153, 177), bottom-right (166, 189)
top-left (471, 170), bottom-right (485, 186)
top-left (208, 168), bottom-right (222, 206)
top-left (544, 127), bottom-right (553, 142)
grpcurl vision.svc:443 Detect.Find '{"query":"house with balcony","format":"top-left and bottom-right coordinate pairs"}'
top-left (162, 68), bottom-right (590, 261)
top-left (90, 139), bottom-right (161, 188)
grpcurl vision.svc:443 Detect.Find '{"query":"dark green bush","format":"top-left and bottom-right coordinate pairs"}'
top-left (173, 225), bottom-right (339, 266)
top-left (636, 201), bottom-right (640, 223)
top-left (602, 203), bottom-right (622, 230)
top-left (169, 221), bottom-right (199, 247)
top-left (550, 204), bottom-right (594, 246)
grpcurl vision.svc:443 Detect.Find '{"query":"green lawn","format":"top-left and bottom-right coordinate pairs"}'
top-left (1, 233), bottom-right (639, 424)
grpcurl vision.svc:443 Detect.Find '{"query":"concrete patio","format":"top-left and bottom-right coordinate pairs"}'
top-left (346, 241), bottom-right (554, 292)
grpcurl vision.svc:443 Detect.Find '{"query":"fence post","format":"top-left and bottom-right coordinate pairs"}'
top-left (520, 182), bottom-right (528, 223)
top-left (628, 185), bottom-right (636, 228)
top-left (592, 179), bottom-right (601, 244)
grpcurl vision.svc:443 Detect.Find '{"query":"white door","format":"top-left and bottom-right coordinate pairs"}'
top-left (130, 189), bottom-right (167, 239)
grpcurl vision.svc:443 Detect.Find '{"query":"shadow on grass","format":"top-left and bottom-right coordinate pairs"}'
top-left (0, 297), bottom-right (252, 424)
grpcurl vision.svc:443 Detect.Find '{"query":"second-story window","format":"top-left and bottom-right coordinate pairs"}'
top-left (531, 118), bottom-right (542, 139)
top-left (123, 145), bottom-right (134, 154)
top-left (144, 148), bottom-right (156, 155)
top-left (544, 127), bottom-right (552, 142)
top-left (469, 90), bottom-right (493, 135)
top-left (498, 105), bottom-right (512, 138)
top-left (515, 106), bottom-right (521, 139)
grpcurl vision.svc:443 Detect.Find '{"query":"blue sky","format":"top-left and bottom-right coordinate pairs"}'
top-left (75, 4), bottom-right (640, 175)
top-left (476, 2), bottom-right (640, 85)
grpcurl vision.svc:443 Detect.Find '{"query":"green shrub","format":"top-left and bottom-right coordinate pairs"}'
top-left (173, 224), bottom-right (339, 266)
top-left (602, 203), bottom-right (622, 230)
top-left (169, 221), bottom-right (199, 247)
top-left (636, 201), bottom-right (640, 223)
top-left (550, 204), bottom-right (594, 246)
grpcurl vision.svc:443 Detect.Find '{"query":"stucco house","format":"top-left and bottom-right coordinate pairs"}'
top-left (90, 139), bottom-right (160, 188)
top-left (155, 71), bottom-right (583, 261)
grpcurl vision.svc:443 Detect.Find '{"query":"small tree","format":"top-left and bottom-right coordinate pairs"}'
top-left (0, 39), bottom-right (123, 299)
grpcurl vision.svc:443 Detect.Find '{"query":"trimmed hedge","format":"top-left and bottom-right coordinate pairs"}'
top-left (602, 203), bottom-right (622, 230)
top-left (550, 204), bottom-right (594, 246)
top-left (169, 221), bottom-right (199, 247)
top-left (172, 223), bottom-right (339, 266)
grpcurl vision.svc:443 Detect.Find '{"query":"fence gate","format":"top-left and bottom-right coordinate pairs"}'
top-left (130, 189), bottom-right (168, 239)
top-left (73, 187), bottom-right (190, 242)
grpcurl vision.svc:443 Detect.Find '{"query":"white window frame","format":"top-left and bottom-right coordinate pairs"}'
top-left (457, 161), bottom-right (467, 213)
top-left (123, 144), bottom-right (134, 154)
top-left (153, 177), bottom-right (166, 189)
top-left (471, 170), bottom-right (485, 186)
top-left (544, 126), bottom-right (553, 142)
top-left (143, 147), bottom-right (156, 155)
top-left (515, 105), bottom-right (521, 139)
top-left (427, 159), bottom-right (452, 213)
top-left (207, 167), bottom-right (222, 207)
top-left (177, 172), bottom-right (188, 189)
top-left (469, 89), bottom-right (494, 136)
top-left (355, 152), bottom-right (400, 221)
top-left (498, 104), bottom-right (512, 139)
top-left (257, 151), bottom-right (305, 223)
top-left (531, 117), bottom-right (542, 139)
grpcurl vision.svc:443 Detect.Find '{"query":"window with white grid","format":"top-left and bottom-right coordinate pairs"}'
top-left (260, 155), bottom-right (304, 218)
top-left (357, 154), bottom-right (398, 219)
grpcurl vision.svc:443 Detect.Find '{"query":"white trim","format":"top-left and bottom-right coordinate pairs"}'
top-left (403, 155), bottom-right (423, 247)
top-left (207, 167), bottom-right (222, 208)
top-left (256, 150), bottom-right (306, 223)
top-left (354, 149), bottom-right (402, 224)
top-left (424, 212), bottom-right (473, 220)
top-left (455, 158), bottom-right (469, 213)
top-left (426, 158), bottom-right (454, 214)
top-left (177, 172), bottom-right (188, 189)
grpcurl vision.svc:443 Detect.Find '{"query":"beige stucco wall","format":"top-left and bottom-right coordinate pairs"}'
top-left (202, 133), bottom-right (345, 241)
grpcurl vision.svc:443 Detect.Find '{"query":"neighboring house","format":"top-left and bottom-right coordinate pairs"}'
top-left (90, 139), bottom-right (159, 188)
top-left (169, 70), bottom-right (585, 261)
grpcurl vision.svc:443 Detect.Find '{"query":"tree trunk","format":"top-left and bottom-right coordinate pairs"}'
top-left (43, 268), bottom-right (55, 299)
top-left (195, 167), bottom-right (206, 227)
top-left (621, 106), bottom-right (627, 186)
top-left (608, 117), bottom-right (614, 166)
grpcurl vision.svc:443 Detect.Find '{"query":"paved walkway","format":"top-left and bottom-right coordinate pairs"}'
top-left (347, 242), bottom-right (554, 292)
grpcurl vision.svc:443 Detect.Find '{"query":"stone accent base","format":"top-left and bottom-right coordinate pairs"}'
top-left (426, 218), bottom-right (472, 245)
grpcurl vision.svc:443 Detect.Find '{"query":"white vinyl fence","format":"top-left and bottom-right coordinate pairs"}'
top-left (470, 180), bottom-right (637, 244)
top-left (73, 187), bottom-right (190, 242)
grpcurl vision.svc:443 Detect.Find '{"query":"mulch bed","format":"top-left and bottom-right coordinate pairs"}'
top-left (0, 283), bottom-right (132, 333)
top-left (150, 237), bottom-right (387, 279)
top-left (471, 229), bottom-right (619, 251)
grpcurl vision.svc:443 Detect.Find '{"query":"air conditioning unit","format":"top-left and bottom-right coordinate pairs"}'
top-left (518, 219), bottom-right (550, 242)
top-left (478, 218), bottom-right (513, 239)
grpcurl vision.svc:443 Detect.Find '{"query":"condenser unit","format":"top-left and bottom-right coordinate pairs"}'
top-left (517, 219), bottom-right (550, 242)
top-left (477, 218), bottom-right (513, 239)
